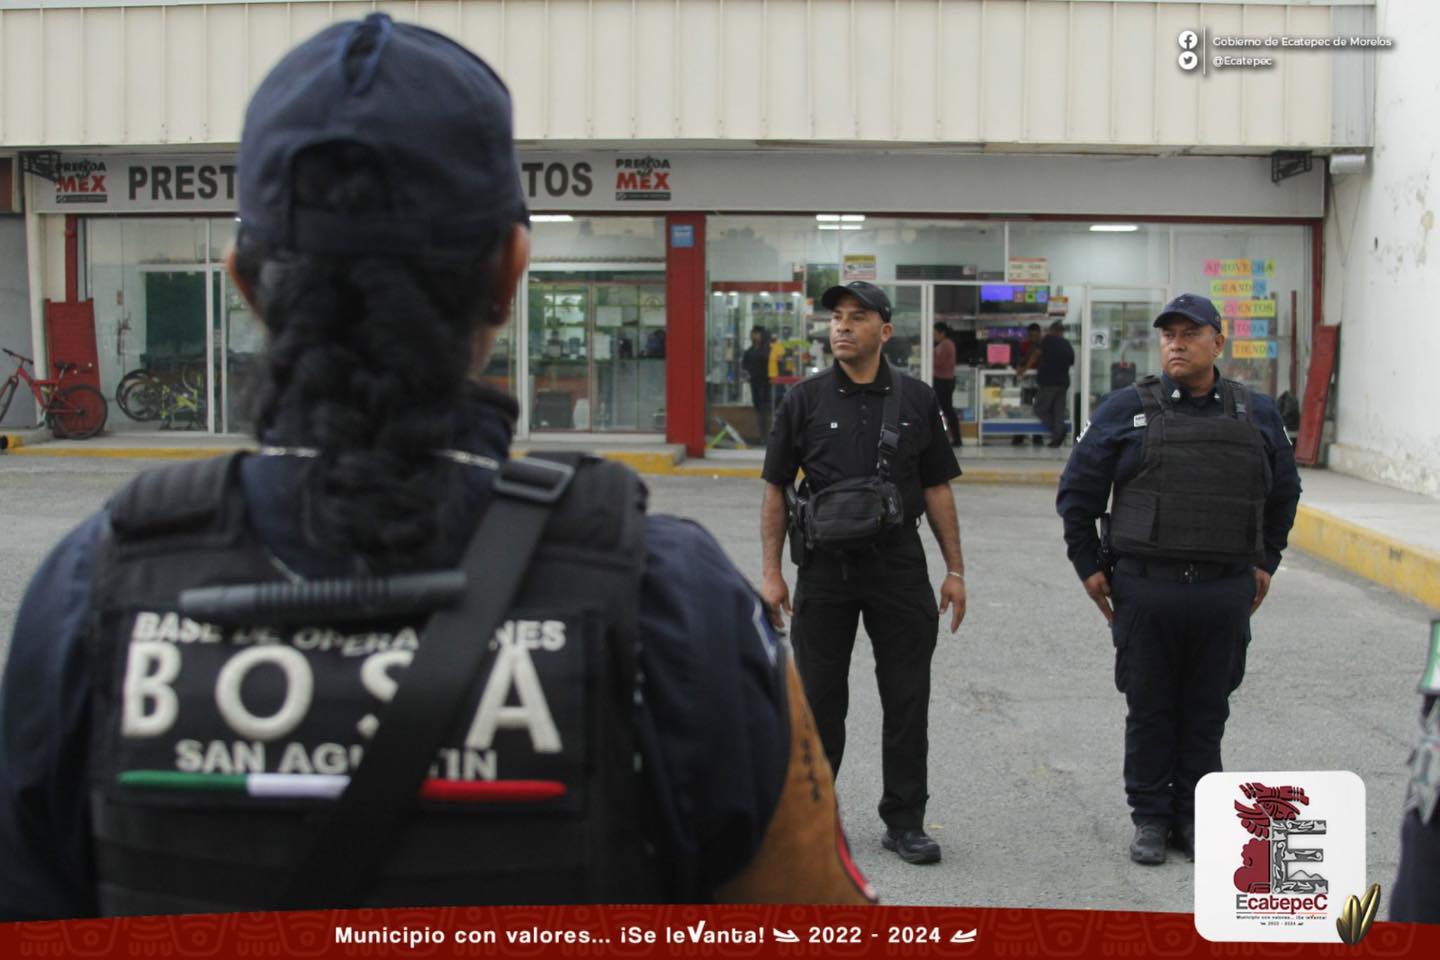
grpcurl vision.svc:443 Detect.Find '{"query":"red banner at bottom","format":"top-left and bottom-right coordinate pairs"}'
top-left (1, 906), bottom-right (1434, 957)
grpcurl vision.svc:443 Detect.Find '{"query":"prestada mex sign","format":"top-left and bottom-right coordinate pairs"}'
top-left (29, 153), bottom-right (679, 213)
top-left (30, 155), bottom-right (238, 213)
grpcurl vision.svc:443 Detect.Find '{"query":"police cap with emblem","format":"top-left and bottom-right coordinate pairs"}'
top-left (237, 12), bottom-right (529, 257)
top-left (821, 281), bottom-right (893, 323)
top-left (1154, 293), bottom-right (1223, 332)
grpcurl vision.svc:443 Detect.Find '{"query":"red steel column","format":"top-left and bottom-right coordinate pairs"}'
top-left (64, 214), bottom-right (79, 302)
top-left (665, 213), bottom-right (706, 458)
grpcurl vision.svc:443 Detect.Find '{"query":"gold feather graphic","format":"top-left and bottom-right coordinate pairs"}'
top-left (1335, 883), bottom-right (1382, 945)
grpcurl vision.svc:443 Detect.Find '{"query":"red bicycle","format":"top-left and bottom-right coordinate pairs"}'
top-left (0, 347), bottom-right (109, 440)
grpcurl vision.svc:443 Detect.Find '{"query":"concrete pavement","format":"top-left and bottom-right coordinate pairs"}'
top-left (6, 429), bottom-right (1437, 610)
top-left (1, 457), bottom-right (1430, 911)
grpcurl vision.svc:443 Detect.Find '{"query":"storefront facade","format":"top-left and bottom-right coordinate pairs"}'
top-left (22, 149), bottom-right (1321, 452)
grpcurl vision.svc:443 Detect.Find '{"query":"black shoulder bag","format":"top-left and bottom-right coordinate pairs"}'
top-left (798, 361), bottom-right (905, 552)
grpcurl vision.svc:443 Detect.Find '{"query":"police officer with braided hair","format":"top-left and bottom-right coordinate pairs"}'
top-left (1056, 293), bottom-right (1300, 867)
top-left (0, 14), bottom-right (874, 918)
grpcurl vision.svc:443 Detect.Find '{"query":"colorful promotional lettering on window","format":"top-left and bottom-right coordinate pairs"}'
top-left (1231, 340), bottom-right (1278, 360)
top-left (1204, 258), bottom-right (1277, 338)
top-left (1203, 259), bottom-right (1274, 278)
top-left (1219, 299), bottom-right (1276, 318)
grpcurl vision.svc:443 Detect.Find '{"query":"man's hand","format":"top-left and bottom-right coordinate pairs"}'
top-left (1083, 571), bottom-right (1114, 625)
top-left (1250, 568), bottom-right (1272, 616)
top-left (938, 575), bottom-right (967, 632)
top-left (760, 570), bottom-right (792, 629)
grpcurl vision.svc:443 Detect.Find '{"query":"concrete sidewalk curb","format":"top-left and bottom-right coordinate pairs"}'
top-left (1290, 504), bottom-right (1440, 611)
top-left (670, 463), bottom-right (1062, 484)
top-left (4, 442), bottom-right (1065, 485)
top-left (8, 444), bottom-right (250, 460)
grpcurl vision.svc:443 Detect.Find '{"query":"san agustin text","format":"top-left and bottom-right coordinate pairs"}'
top-left (333, 923), bottom-right (960, 947)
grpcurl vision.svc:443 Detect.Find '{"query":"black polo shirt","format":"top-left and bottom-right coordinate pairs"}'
top-left (763, 361), bottom-right (961, 524)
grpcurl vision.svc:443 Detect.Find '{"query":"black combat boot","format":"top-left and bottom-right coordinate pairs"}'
top-left (882, 828), bottom-right (942, 865)
top-left (1129, 821), bottom-right (1168, 865)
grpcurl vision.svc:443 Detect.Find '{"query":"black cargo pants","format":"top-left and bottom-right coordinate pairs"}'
top-left (1111, 569), bottom-right (1254, 828)
top-left (790, 527), bottom-right (938, 832)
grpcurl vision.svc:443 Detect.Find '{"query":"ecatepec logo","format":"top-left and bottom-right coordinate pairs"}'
top-left (1232, 782), bottom-right (1327, 901)
top-left (614, 156), bottom-right (672, 201)
top-left (1195, 771), bottom-right (1366, 943)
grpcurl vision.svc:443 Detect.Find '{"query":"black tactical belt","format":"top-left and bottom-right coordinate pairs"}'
top-left (1115, 557), bottom-right (1251, 584)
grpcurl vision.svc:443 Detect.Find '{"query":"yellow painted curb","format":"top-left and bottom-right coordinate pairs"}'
top-left (0, 433), bottom-right (22, 452)
top-left (1290, 504), bottom-right (1440, 611)
top-left (670, 465), bottom-right (1062, 483)
top-left (11, 445), bottom-right (247, 460)
top-left (959, 469), bottom-right (1061, 485)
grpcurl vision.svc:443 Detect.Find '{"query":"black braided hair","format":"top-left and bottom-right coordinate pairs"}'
top-left (232, 141), bottom-right (506, 573)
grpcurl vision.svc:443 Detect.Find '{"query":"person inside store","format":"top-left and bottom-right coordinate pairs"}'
top-left (932, 322), bottom-right (960, 447)
top-left (1013, 322), bottom-right (1045, 446)
top-left (1018, 319), bottom-right (1075, 447)
top-left (742, 325), bottom-right (773, 438)
top-left (1055, 293), bottom-right (1300, 866)
top-left (759, 280), bottom-right (967, 866)
top-left (0, 14), bottom-right (876, 919)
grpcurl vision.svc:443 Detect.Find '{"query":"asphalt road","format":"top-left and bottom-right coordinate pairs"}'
top-left (0, 456), bottom-right (1431, 912)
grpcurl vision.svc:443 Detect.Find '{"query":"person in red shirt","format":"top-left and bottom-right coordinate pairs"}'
top-left (931, 323), bottom-right (960, 446)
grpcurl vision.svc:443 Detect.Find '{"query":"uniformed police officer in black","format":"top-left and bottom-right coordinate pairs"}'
top-left (0, 14), bottom-right (876, 918)
top-left (1056, 293), bottom-right (1300, 866)
top-left (760, 281), bottom-right (966, 865)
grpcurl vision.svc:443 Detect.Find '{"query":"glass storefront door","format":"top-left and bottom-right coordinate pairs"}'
top-left (527, 271), bottom-right (667, 433)
top-left (1082, 286), bottom-right (1168, 424)
top-left (874, 283), bottom-right (927, 383)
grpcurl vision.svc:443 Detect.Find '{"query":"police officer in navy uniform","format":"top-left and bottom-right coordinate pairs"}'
top-left (760, 281), bottom-right (967, 866)
top-left (1392, 627), bottom-right (1440, 923)
top-left (1056, 293), bottom-right (1300, 866)
top-left (0, 15), bottom-right (874, 918)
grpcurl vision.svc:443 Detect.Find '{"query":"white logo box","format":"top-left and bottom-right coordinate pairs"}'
top-left (1194, 771), bottom-right (1367, 943)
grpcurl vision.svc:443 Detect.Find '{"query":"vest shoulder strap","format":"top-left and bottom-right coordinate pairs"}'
top-left (526, 452), bottom-right (648, 556)
top-left (1221, 378), bottom-right (1253, 421)
top-left (1132, 377), bottom-right (1167, 419)
top-left (106, 452), bottom-right (245, 541)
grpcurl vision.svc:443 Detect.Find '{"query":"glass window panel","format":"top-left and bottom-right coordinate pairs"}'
top-left (1172, 225), bottom-right (1309, 401)
top-left (1007, 221), bottom-right (1169, 286)
top-left (528, 217), bottom-right (665, 433)
top-left (86, 218), bottom-right (210, 432)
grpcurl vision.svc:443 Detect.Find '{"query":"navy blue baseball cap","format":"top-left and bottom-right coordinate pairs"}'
top-left (821, 281), bottom-right (893, 322)
top-left (1154, 293), bottom-right (1222, 331)
top-left (237, 13), bottom-right (528, 257)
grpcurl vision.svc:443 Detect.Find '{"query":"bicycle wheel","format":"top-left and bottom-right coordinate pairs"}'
top-left (0, 379), bottom-right (16, 425)
top-left (180, 359), bottom-right (207, 393)
top-left (50, 384), bottom-right (109, 439)
top-left (116, 370), bottom-right (158, 420)
top-left (119, 376), bottom-right (162, 421)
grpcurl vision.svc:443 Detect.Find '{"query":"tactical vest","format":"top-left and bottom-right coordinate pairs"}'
top-left (1109, 376), bottom-right (1268, 566)
top-left (86, 452), bottom-right (666, 914)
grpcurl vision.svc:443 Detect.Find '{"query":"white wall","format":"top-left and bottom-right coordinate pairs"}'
top-left (0, 1), bottom-right (1364, 151)
top-left (1325, 0), bottom-right (1440, 497)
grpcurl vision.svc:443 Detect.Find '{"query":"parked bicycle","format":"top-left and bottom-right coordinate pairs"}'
top-left (0, 347), bottom-right (109, 439)
top-left (115, 357), bottom-right (206, 423)
top-left (116, 369), bottom-right (207, 429)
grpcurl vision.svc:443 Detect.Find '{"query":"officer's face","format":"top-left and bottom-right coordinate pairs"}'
top-left (1158, 317), bottom-right (1225, 382)
top-left (830, 296), bottom-right (892, 362)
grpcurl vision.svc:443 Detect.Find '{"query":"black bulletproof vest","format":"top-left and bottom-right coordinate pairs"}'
top-left (1109, 376), bottom-right (1268, 565)
top-left (86, 452), bottom-right (665, 914)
